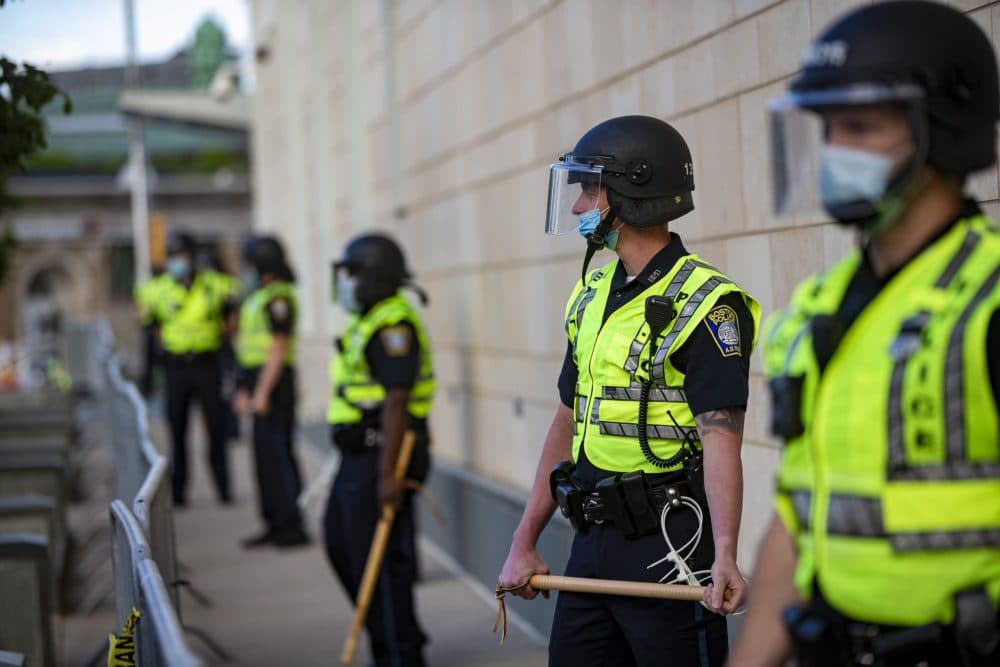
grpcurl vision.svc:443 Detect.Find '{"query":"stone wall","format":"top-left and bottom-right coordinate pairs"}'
top-left (249, 0), bottom-right (1000, 568)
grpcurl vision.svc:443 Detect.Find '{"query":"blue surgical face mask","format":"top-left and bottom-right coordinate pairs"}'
top-left (604, 224), bottom-right (621, 251)
top-left (167, 256), bottom-right (190, 281)
top-left (336, 272), bottom-right (361, 313)
top-left (242, 269), bottom-right (259, 292)
top-left (577, 205), bottom-right (611, 239)
top-left (818, 144), bottom-right (894, 208)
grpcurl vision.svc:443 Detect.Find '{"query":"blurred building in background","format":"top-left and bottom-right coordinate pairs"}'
top-left (0, 17), bottom-right (251, 369)
top-left (246, 0), bottom-right (1000, 636)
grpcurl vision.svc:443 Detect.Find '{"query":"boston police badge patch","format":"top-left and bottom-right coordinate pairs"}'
top-left (380, 325), bottom-right (412, 357)
top-left (269, 298), bottom-right (290, 322)
top-left (704, 305), bottom-right (741, 357)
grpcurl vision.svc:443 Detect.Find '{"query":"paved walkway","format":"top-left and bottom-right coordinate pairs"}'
top-left (59, 415), bottom-right (547, 666)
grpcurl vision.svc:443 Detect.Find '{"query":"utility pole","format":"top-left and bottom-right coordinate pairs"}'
top-left (124, 0), bottom-right (151, 284)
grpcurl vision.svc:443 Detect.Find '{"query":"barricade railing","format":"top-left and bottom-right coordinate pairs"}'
top-left (0, 533), bottom-right (55, 667)
top-left (103, 353), bottom-right (181, 610)
top-left (62, 318), bottom-right (113, 397)
top-left (133, 439), bottom-right (179, 610)
top-left (103, 355), bottom-right (148, 504)
top-left (109, 500), bottom-right (201, 667)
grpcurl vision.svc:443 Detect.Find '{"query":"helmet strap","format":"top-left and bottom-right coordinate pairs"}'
top-left (580, 205), bottom-right (618, 283)
top-left (404, 280), bottom-right (430, 306)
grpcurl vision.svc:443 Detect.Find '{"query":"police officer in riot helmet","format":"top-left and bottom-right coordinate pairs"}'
top-left (153, 230), bottom-right (233, 505)
top-left (499, 114), bottom-right (761, 666)
top-left (235, 234), bottom-right (308, 548)
top-left (732, 2), bottom-right (1000, 666)
top-left (324, 232), bottom-right (434, 667)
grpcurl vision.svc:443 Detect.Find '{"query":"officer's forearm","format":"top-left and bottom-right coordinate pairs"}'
top-left (726, 516), bottom-right (799, 667)
top-left (512, 403), bottom-right (574, 549)
top-left (697, 408), bottom-right (745, 562)
top-left (254, 335), bottom-right (288, 399)
top-left (379, 388), bottom-right (411, 481)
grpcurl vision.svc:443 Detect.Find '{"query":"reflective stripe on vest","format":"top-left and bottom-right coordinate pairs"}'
top-left (156, 273), bottom-right (228, 354)
top-left (565, 253), bottom-right (761, 474)
top-left (326, 293), bottom-right (435, 425)
top-left (236, 281), bottom-right (297, 368)
top-left (765, 215), bottom-right (1000, 625)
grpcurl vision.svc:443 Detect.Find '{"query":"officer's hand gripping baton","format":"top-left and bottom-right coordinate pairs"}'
top-left (340, 431), bottom-right (416, 665)
top-left (493, 575), bottom-right (709, 643)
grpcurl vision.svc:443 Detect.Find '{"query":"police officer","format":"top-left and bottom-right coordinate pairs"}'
top-left (234, 235), bottom-right (308, 548)
top-left (498, 115), bottom-right (761, 666)
top-left (153, 231), bottom-right (233, 505)
top-left (323, 233), bottom-right (434, 667)
top-left (134, 264), bottom-right (167, 397)
top-left (729, 3), bottom-right (1000, 666)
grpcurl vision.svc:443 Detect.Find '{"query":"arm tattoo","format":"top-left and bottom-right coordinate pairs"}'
top-left (695, 408), bottom-right (746, 440)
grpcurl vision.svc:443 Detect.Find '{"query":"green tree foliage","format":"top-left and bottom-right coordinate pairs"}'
top-left (0, 0), bottom-right (73, 282)
top-left (0, 58), bottom-right (72, 187)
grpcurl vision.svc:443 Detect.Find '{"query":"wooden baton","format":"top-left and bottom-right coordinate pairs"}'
top-left (494, 575), bottom-right (715, 644)
top-left (528, 574), bottom-right (706, 600)
top-left (340, 431), bottom-right (417, 665)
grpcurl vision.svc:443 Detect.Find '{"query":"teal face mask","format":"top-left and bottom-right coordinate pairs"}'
top-left (604, 225), bottom-right (621, 251)
top-left (242, 269), bottom-right (259, 292)
top-left (167, 256), bottom-right (190, 281)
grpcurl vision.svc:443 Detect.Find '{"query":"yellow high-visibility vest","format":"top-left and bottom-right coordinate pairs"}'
top-left (326, 293), bottom-right (435, 425)
top-left (154, 273), bottom-right (229, 355)
top-left (237, 280), bottom-right (297, 368)
top-left (566, 253), bottom-right (760, 473)
top-left (764, 213), bottom-right (1000, 626)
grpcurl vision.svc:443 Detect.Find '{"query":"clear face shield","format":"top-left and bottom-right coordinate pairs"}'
top-left (545, 161), bottom-right (604, 235)
top-left (768, 84), bottom-right (927, 225)
top-left (330, 261), bottom-right (361, 313)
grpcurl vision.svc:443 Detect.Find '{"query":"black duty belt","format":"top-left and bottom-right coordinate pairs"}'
top-left (549, 462), bottom-right (703, 538)
top-left (785, 587), bottom-right (999, 667)
top-left (577, 484), bottom-right (678, 524)
top-left (166, 350), bottom-right (218, 364)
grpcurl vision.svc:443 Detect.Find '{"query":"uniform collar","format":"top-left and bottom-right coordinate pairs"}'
top-left (611, 232), bottom-right (689, 289)
top-left (861, 198), bottom-right (983, 284)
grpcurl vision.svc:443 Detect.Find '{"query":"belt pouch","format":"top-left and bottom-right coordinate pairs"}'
top-left (596, 476), bottom-right (637, 537)
top-left (619, 471), bottom-right (659, 534)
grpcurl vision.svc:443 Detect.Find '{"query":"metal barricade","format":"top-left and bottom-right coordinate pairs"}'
top-left (62, 318), bottom-right (113, 397)
top-left (104, 353), bottom-right (181, 611)
top-left (0, 534), bottom-right (54, 667)
top-left (134, 439), bottom-right (180, 611)
top-left (109, 500), bottom-right (201, 667)
top-left (103, 355), bottom-right (148, 503)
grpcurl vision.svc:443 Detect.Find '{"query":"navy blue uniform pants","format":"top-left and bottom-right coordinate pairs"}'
top-left (251, 384), bottom-right (303, 537)
top-left (323, 447), bottom-right (427, 667)
top-left (164, 353), bottom-right (230, 503)
top-left (549, 505), bottom-right (728, 667)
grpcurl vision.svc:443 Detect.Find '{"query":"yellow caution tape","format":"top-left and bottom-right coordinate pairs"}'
top-left (107, 607), bottom-right (140, 667)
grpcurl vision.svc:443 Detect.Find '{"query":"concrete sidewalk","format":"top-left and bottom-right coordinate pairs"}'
top-left (60, 417), bottom-right (548, 666)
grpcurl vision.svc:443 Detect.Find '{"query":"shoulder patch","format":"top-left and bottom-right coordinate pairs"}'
top-left (379, 325), bottom-right (412, 357)
top-left (704, 305), bottom-right (742, 357)
top-left (269, 298), bottom-right (290, 322)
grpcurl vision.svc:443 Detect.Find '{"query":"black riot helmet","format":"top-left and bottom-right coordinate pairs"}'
top-left (332, 233), bottom-right (426, 309)
top-left (243, 234), bottom-right (293, 281)
top-left (771, 1), bottom-right (999, 227)
top-left (546, 115), bottom-right (696, 280)
top-left (793, 0), bottom-right (999, 177)
top-left (166, 231), bottom-right (196, 257)
top-left (559, 115), bottom-right (695, 228)
top-left (196, 244), bottom-right (225, 273)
